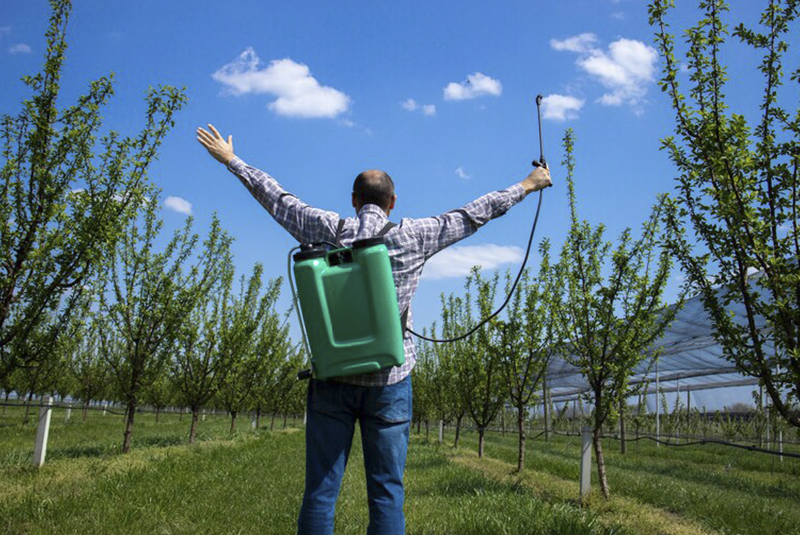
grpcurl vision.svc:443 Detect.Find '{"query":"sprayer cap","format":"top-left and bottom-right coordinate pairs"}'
top-left (293, 246), bottom-right (328, 262)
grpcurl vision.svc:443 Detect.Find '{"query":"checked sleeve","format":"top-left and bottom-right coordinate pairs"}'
top-left (412, 184), bottom-right (527, 260)
top-left (227, 156), bottom-right (340, 245)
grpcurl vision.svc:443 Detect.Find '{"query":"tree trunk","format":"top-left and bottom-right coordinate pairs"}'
top-left (416, 418), bottom-right (421, 435)
top-left (155, 408), bottom-right (161, 423)
top-left (189, 409), bottom-right (200, 444)
top-left (425, 419), bottom-right (429, 440)
top-left (122, 399), bottom-right (137, 453)
top-left (256, 406), bottom-right (262, 429)
top-left (454, 414), bottom-right (463, 448)
top-left (179, 407), bottom-right (184, 421)
top-left (593, 427), bottom-right (610, 498)
top-left (2, 391), bottom-right (9, 415)
top-left (270, 411), bottom-right (276, 431)
top-left (230, 411), bottom-right (237, 434)
top-left (478, 427), bottom-right (486, 458)
top-left (501, 409), bottom-right (506, 437)
top-left (283, 412), bottom-right (288, 429)
top-left (83, 400), bottom-right (89, 422)
top-left (517, 406), bottom-right (526, 472)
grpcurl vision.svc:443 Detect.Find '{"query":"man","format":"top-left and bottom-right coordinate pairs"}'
top-left (197, 124), bottom-right (552, 535)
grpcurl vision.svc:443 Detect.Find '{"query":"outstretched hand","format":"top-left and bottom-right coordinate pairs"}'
top-left (521, 164), bottom-right (552, 194)
top-left (197, 124), bottom-right (235, 165)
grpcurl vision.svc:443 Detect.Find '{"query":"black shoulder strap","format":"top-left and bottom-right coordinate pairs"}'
top-left (334, 219), bottom-right (346, 247)
top-left (376, 221), bottom-right (396, 238)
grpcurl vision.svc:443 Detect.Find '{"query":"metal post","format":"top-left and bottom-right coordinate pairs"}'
top-left (580, 426), bottom-right (592, 501)
top-left (33, 395), bottom-right (53, 468)
top-left (676, 378), bottom-right (680, 442)
top-left (655, 359), bottom-right (660, 447)
top-left (765, 400), bottom-right (771, 449)
top-left (543, 375), bottom-right (550, 442)
top-left (573, 399), bottom-right (578, 432)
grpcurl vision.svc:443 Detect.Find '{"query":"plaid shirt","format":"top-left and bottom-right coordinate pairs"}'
top-left (228, 157), bottom-right (527, 386)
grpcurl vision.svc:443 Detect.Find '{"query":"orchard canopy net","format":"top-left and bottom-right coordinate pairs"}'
top-left (543, 290), bottom-right (768, 412)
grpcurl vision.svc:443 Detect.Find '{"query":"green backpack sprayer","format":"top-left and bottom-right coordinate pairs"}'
top-left (290, 95), bottom-right (548, 380)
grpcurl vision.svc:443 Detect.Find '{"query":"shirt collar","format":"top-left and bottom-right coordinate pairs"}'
top-left (357, 204), bottom-right (389, 220)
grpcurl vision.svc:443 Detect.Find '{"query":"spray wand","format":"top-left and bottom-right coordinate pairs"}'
top-left (407, 94), bottom-right (548, 343)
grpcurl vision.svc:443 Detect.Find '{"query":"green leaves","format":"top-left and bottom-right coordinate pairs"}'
top-left (555, 129), bottom-right (679, 497)
top-left (0, 0), bottom-right (186, 387)
top-left (650, 0), bottom-right (800, 427)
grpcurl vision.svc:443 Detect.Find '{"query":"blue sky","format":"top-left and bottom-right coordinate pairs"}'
top-left (0, 1), bottom-right (772, 407)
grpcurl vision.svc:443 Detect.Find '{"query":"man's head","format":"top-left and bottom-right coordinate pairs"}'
top-left (352, 169), bottom-right (396, 215)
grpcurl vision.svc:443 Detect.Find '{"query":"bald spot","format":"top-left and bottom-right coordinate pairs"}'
top-left (353, 169), bottom-right (395, 210)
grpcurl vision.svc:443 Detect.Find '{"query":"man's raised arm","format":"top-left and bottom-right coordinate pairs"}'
top-left (197, 124), bottom-right (339, 244)
top-left (414, 166), bottom-right (552, 260)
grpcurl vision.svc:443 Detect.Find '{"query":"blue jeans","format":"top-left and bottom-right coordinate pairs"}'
top-left (297, 375), bottom-right (412, 535)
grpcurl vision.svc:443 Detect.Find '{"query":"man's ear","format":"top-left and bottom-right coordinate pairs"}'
top-left (352, 193), bottom-right (358, 209)
top-left (389, 195), bottom-right (396, 210)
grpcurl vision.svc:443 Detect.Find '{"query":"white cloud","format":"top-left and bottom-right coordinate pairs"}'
top-left (212, 48), bottom-right (350, 119)
top-left (9, 43), bottom-right (31, 54)
top-left (164, 196), bottom-right (192, 216)
top-left (541, 94), bottom-right (585, 121)
top-left (422, 244), bottom-right (524, 280)
top-left (550, 33), bottom-right (598, 53)
top-left (443, 72), bottom-right (502, 101)
top-left (612, 11), bottom-right (626, 20)
top-left (552, 35), bottom-right (657, 110)
top-left (455, 166), bottom-right (471, 180)
top-left (401, 98), bottom-right (418, 111)
top-left (402, 98), bottom-right (436, 116)
top-left (0, 26), bottom-right (11, 39)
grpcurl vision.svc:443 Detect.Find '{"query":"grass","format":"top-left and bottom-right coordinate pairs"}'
top-left (440, 426), bottom-right (800, 535)
top-left (1, 406), bottom-right (621, 535)
top-left (3, 404), bottom-right (797, 534)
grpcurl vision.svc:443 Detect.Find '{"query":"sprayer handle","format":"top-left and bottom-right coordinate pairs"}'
top-left (532, 157), bottom-right (547, 169)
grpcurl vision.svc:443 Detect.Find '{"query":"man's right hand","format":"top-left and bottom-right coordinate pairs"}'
top-left (197, 124), bottom-right (235, 165)
top-left (521, 165), bottom-right (552, 194)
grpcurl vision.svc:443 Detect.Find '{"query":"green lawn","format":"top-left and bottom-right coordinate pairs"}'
top-left (1, 406), bottom-right (619, 535)
top-left (445, 426), bottom-right (800, 535)
top-left (3, 405), bottom-right (797, 535)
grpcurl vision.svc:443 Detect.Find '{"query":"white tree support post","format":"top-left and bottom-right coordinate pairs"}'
top-left (251, 413), bottom-right (257, 430)
top-left (65, 405), bottom-right (72, 423)
top-left (438, 420), bottom-right (444, 445)
top-left (102, 402), bottom-right (107, 416)
top-left (202, 409), bottom-right (206, 422)
top-left (33, 395), bottom-right (53, 468)
top-left (779, 430), bottom-right (783, 463)
top-left (580, 426), bottom-right (592, 501)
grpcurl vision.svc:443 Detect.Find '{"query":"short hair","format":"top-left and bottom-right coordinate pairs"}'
top-left (352, 170), bottom-right (395, 210)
